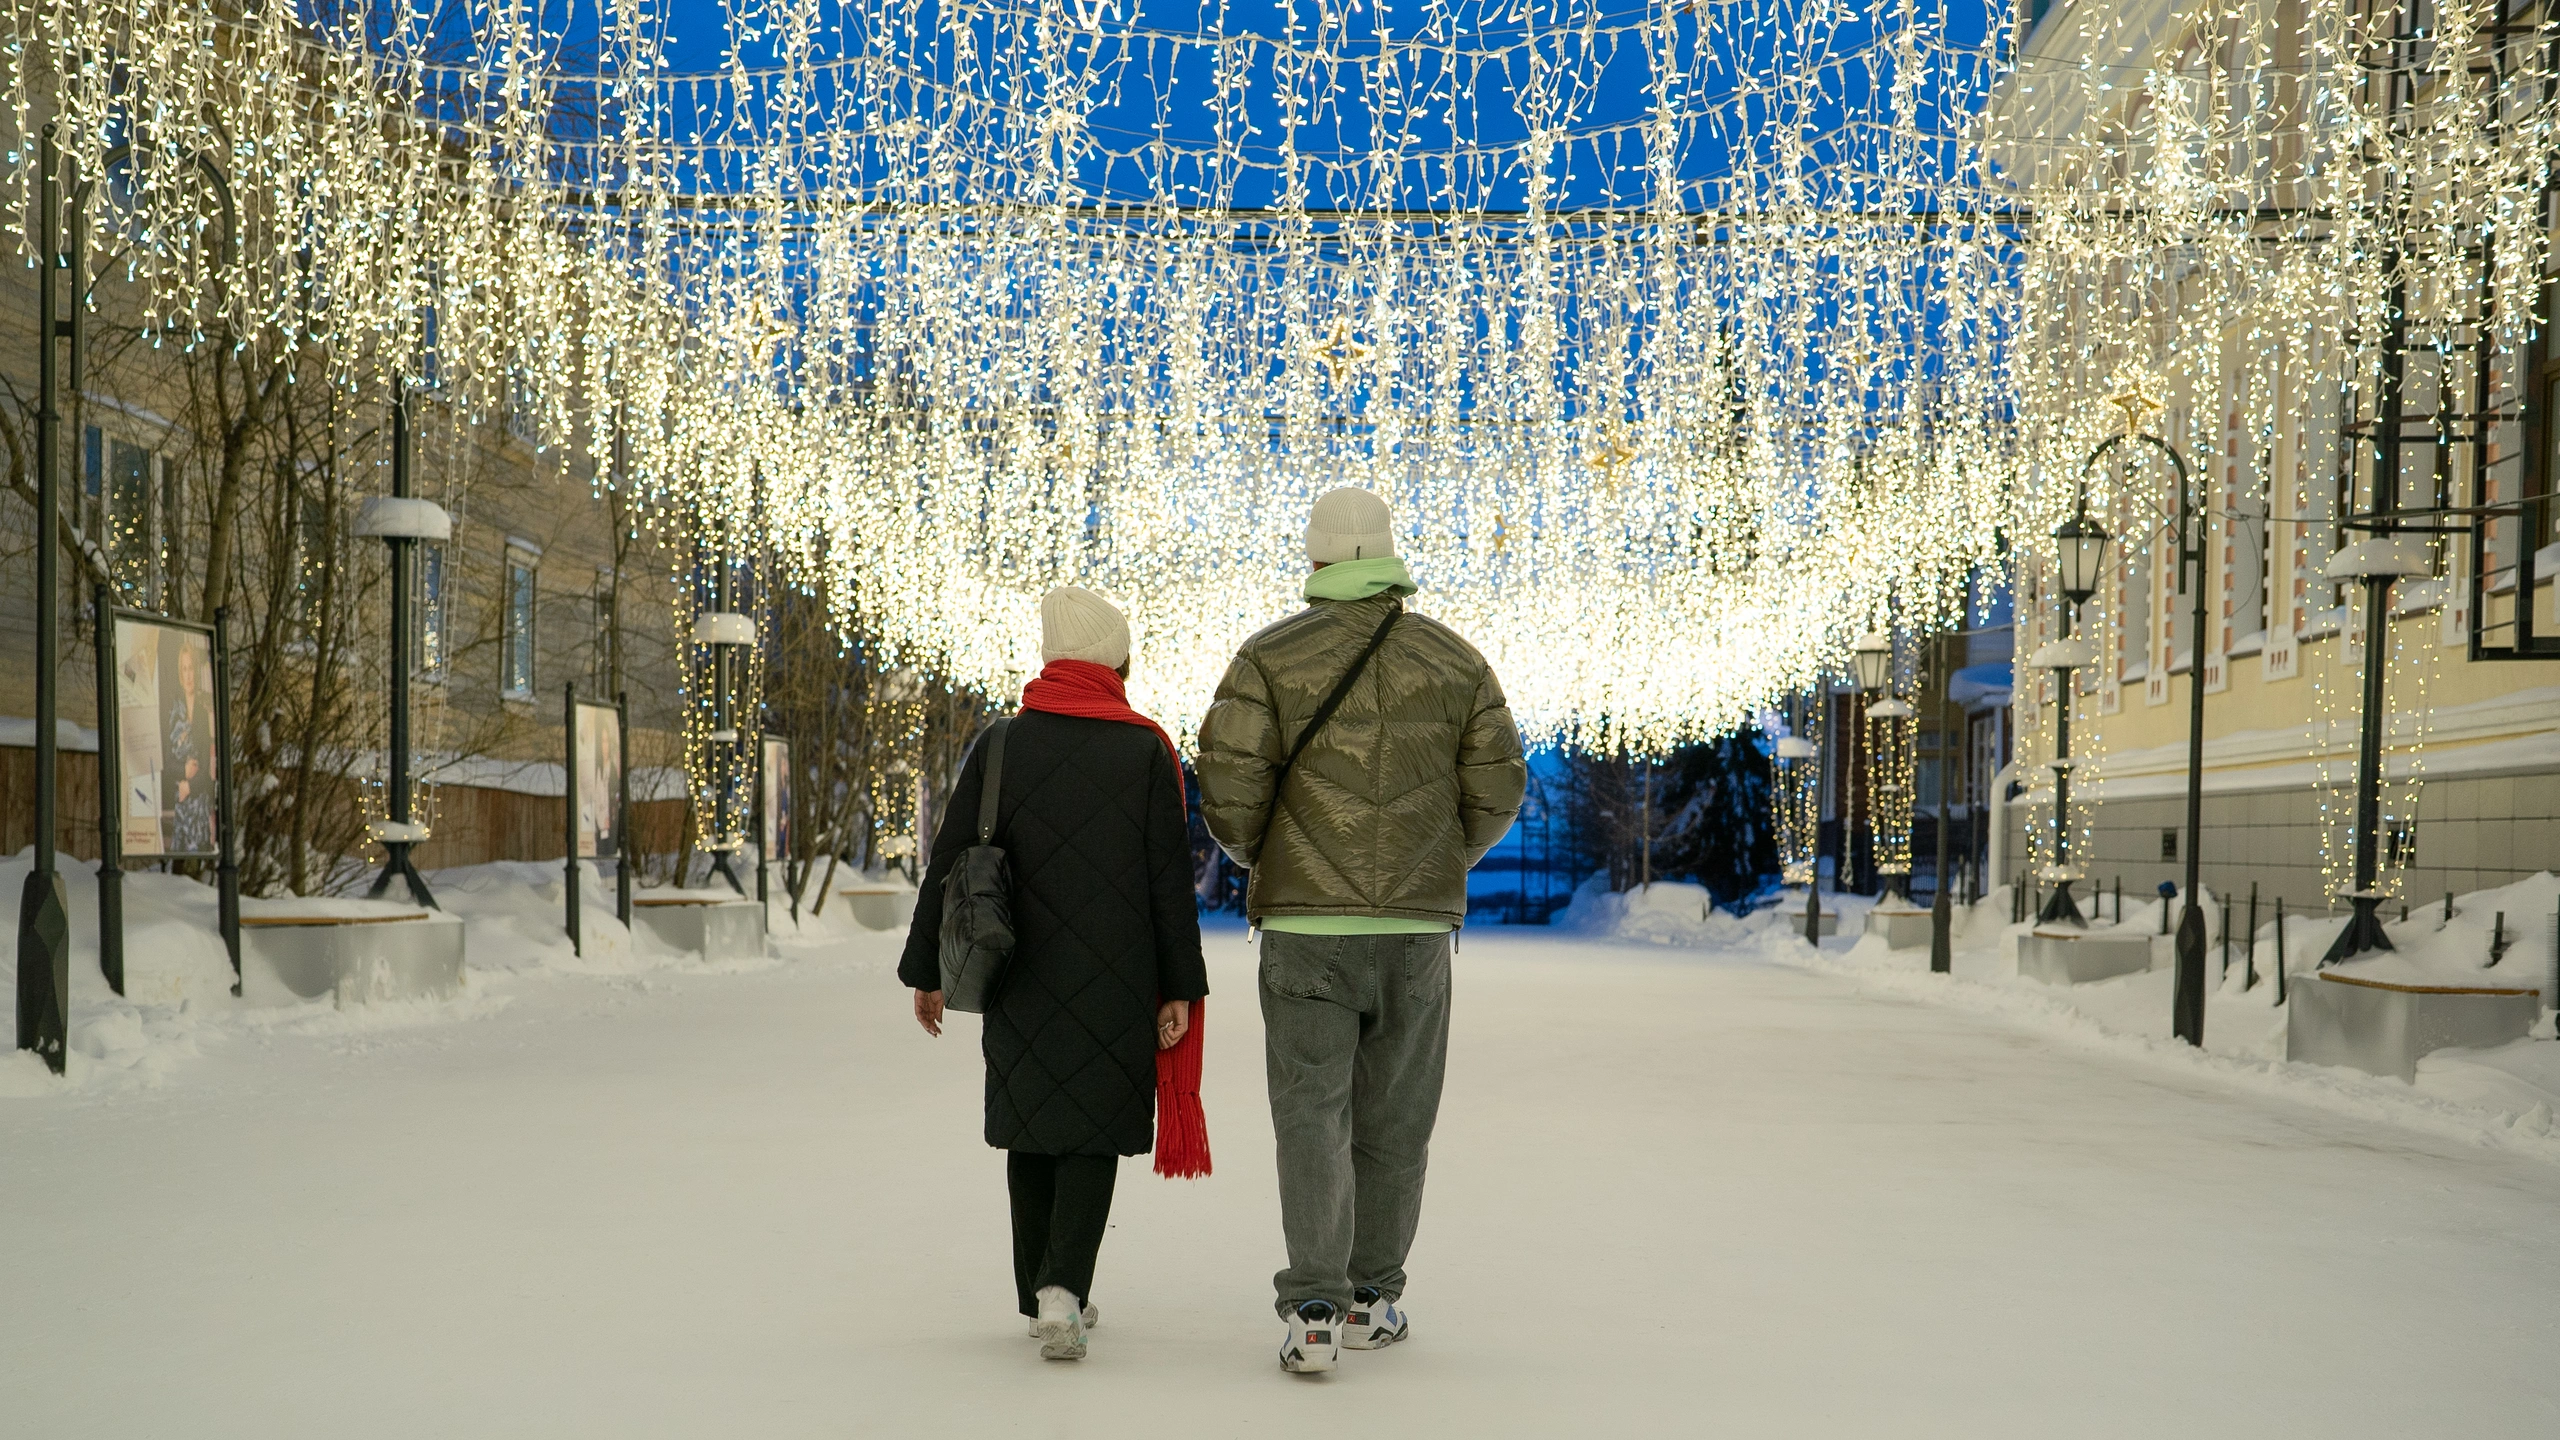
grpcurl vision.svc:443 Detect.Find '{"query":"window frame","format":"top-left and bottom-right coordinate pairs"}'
top-left (500, 544), bottom-right (541, 701)
top-left (81, 417), bottom-right (170, 606)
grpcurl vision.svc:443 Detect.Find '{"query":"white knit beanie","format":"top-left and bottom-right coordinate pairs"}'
top-left (1305, 486), bottom-right (1397, 564)
top-left (1039, 585), bottom-right (1132, 669)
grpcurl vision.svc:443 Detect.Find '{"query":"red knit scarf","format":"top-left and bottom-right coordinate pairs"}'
top-left (1018, 659), bottom-right (1210, 1179)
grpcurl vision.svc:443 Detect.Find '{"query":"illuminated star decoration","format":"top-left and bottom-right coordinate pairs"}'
top-left (1308, 320), bottom-right (1373, 388)
top-left (2105, 383), bottom-right (2163, 442)
top-left (1594, 429), bottom-right (1640, 485)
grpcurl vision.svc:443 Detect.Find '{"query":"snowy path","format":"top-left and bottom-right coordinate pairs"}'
top-left (4, 926), bottom-right (2556, 1438)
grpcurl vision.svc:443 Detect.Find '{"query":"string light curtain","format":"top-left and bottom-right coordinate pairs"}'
top-left (11, 0), bottom-right (2553, 754)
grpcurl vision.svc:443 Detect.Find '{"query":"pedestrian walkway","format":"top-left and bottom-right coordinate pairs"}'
top-left (2, 926), bottom-right (2552, 1437)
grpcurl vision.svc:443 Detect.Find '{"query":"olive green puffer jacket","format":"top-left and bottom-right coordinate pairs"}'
top-left (1197, 590), bottom-right (1527, 925)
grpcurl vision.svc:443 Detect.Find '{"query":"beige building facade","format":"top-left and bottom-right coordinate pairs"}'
top-left (1981, 0), bottom-right (2560, 915)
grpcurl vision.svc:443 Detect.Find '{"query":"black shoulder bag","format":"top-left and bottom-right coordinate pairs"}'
top-left (1255, 600), bottom-right (1403, 859)
top-left (937, 718), bottom-right (1014, 1013)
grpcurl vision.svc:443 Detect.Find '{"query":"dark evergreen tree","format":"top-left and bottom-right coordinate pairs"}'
top-left (1555, 725), bottom-right (1781, 913)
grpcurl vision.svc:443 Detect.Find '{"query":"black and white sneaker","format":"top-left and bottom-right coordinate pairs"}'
top-left (1341, 1287), bottom-right (1408, 1350)
top-left (1026, 1300), bottom-right (1099, 1338)
top-left (1033, 1285), bottom-right (1088, 1361)
top-left (1279, 1299), bottom-right (1341, 1374)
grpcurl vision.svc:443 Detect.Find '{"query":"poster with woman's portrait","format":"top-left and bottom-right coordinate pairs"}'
top-left (760, 736), bottom-right (790, 861)
top-left (113, 617), bottom-right (219, 858)
top-left (573, 701), bottom-right (622, 859)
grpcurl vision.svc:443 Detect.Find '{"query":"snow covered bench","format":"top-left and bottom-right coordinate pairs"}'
top-left (2286, 971), bottom-right (2542, 1083)
top-left (633, 896), bottom-right (766, 963)
top-left (1864, 904), bottom-right (1934, 950)
top-left (240, 910), bottom-right (466, 1008)
top-left (2016, 927), bottom-right (2156, 986)
top-left (836, 883), bottom-right (917, 932)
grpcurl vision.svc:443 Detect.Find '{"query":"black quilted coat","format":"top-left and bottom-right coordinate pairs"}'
top-left (898, 711), bottom-right (1209, 1157)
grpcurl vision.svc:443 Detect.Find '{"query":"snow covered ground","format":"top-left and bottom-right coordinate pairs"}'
top-left (5, 874), bottom-right (2560, 1436)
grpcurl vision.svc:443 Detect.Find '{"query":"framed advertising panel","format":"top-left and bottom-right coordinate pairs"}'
top-left (573, 700), bottom-right (622, 860)
top-left (760, 735), bottom-right (791, 861)
top-left (109, 611), bottom-right (221, 859)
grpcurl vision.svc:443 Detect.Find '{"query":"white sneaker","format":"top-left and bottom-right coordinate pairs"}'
top-left (1033, 1285), bottom-right (1088, 1361)
top-left (1026, 1300), bottom-right (1099, 1338)
top-left (1278, 1300), bottom-right (1341, 1374)
top-left (1341, 1287), bottom-right (1408, 1349)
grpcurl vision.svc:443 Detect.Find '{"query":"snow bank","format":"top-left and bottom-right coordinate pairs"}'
top-left (1758, 874), bottom-right (2560, 1161)
top-left (1551, 872), bottom-right (1839, 945)
top-left (2326, 872), bottom-right (2559, 992)
top-left (0, 847), bottom-right (889, 1097)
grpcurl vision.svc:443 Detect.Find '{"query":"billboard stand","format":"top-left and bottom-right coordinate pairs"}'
top-left (751, 736), bottom-right (768, 908)
top-left (563, 683), bottom-right (582, 957)
top-left (569, 690), bottom-right (625, 945)
top-left (96, 602), bottom-right (232, 997)
top-left (214, 608), bottom-right (240, 986)
top-left (94, 585), bottom-right (127, 996)
top-left (760, 734), bottom-right (794, 924)
top-left (615, 691), bottom-right (632, 927)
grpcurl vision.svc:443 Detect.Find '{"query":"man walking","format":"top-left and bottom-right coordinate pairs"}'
top-left (1197, 487), bottom-right (1526, 1375)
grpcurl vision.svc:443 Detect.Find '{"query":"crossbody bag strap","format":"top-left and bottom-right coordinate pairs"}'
top-left (975, 717), bottom-right (1010, 845)
top-left (1265, 600), bottom-right (1402, 819)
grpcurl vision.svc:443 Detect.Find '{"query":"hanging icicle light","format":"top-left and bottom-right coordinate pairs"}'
top-left (10, 0), bottom-right (2548, 755)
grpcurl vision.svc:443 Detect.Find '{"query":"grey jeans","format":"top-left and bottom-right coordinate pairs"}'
top-left (1258, 929), bottom-right (1452, 1316)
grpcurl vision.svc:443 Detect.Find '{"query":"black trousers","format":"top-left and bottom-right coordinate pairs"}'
top-left (1007, 1151), bottom-right (1118, 1317)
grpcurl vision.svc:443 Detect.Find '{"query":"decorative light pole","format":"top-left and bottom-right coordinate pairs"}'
top-left (2027, 497), bottom-right (2112, 929)
top-left (2318, 534), bottom-right (2431, 964)
top-left (1852, 632), bottom-right (1916, 905)
top-left (1927, 631), bottom-right (1955, 973)
top-left (2083, 390), bottom-right (2206, 1046)
top-left (1774, 692), bottom-right (1821, 943)
top-left (357, 387), bottom-right (450, 909)
top-left (1774, 733), bottom-right (1817, 889)
top-left (1849, 632), bottom-right (1892, 896)
top-left (693, 599), bottom-right (756, 896)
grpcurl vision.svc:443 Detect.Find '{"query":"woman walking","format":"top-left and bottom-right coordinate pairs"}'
top-left (900, 586), bottom-right (1210, 1362)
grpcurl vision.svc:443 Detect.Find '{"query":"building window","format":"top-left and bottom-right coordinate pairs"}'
top-left (2541, 369), bottom-right (2560, 550)
top-left (506, 368), bottom-right (539, 445)
top-left (84, 425), bottom-right (164, 603)
top-left (502, 550), bottom-right (538, 697)
top-left (294, 492), bottom-right (333, 635)
top-left (108, 436), bottom-right (156, 600)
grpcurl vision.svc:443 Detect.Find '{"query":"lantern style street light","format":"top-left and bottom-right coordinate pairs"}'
top-left (1850, 631), bottom-right (1893, 693)
top-left (2081, 412), bottom-right (2208, 1046)
top-left (1864, 693), bottom-right (1917, 905)
top-left (1848, 632), bottom-right (1892, 894)
top-left (2027, 498), bottom-right (2110, 929)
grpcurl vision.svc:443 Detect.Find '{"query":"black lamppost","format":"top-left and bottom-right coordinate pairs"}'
top-left (1927, 634), bottom-right (1955, 972)
top-left (2030, 498), bottom-right (2112, 929)
top-left (2082, 411), bottom-right (2206, 1046)
top-left (2318, 533), bottom-right (2430, 964)
top-left (358, 389), bottom-right (448, 909)
top-left (17, 124), bottom-right (74, 1071)
top-left (1849, 631), bottom-right (1891, 896)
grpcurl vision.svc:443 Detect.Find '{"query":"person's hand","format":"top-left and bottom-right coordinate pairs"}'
top-left (914, 989), bottom-right (945, 1038)
top-left (1156, 999), bottom-right (1190, 1050)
